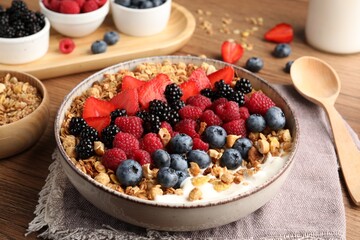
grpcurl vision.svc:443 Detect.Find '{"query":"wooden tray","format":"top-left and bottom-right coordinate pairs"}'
top-left (0, 2), bottom-right (196, 80)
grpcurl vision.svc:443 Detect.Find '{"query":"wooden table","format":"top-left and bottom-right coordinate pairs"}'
top-left (1, 0), bottom-right (359, 239)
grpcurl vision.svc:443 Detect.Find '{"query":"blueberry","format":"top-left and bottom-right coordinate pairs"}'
top-left (265, 106), bottom-right (286, 130)
top-left (273, 43), bottom-right (291, 58)
top-left (115, 0), bottom-right (131, 7)
top-left (174, 170), bottom-right (190, 188)
top-left (187, 150), bottom-right (211, 169)
top-left (284, 60), bottom-right (294, 73)
top-left (168, 133), bottom-right (193, 154)
top-left (103, 31), bottom-right (120, 45)
top-left (157, 167), bottom-right (179, 188)
top-left (203, 125), bottom-right (227, 148)
top-left (220, 149), bottom-right (243, 170)
top-left (246, 114), bottom-right (266, 132)
top-left (153, 0), bottom-right (164, 7)
top-left (152, 149), bottom-right (171, 168)
top-left (245, 57), bottom-right (264, 73)
top-left (232, 137), bottom-right (253, 159)
top-left (116, 160), bottom-right (143, 187)
top-left (91, 40), bottom-right (107, 54)
top-left (139, 0), bottom-right (154, 8)
top-left (170, 154), bottom-right (188, 171)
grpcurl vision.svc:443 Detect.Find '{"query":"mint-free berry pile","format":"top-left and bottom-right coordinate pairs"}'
top-left (60, 61), bottom-right (293, 202)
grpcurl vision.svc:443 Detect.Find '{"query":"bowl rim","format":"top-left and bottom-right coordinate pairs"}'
top-left (0, 18), bottom-right (50, 43)
top-left (110, 0), bottom-right (171, 13)
top-left (54, 55), bottom-right (299, 208)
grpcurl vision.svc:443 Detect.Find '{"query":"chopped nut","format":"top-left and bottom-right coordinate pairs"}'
top-left (94, 141), bottom-right (105, 156)
top-left (110, 174), bottom-right (120, 185)
top-left (226, 134), bottom-right (241, 148)
top-left (221, 172), bottom-right (234, 184)
top-left (148, 185), bottom-right (163, 200)
top-left (188, 187), bottom-right (202, 201)
top-left (256, 139), bottom-right (270, 154)
top-left (189, 162), bottom-right (201, 176)
top-left (158, 127), bottom-right (171, 146)
top-left (94, 172), bottom-right (110, 185)
top-left (212, 180), bottom-right (231, 192)
top-left (198, 121), bottom-right (207, 135)
top-left (94, 161), bottom-right (106, 173)
top-left (191, 176), bottom-right (210, 186)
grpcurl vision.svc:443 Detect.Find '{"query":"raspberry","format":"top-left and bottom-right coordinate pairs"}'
top-left (192, 138), bottom-right (209, 151)
top-left (210, 97), bottom-right (228, 111)
top-left (59, 38), bottom-right (75, 54)
top-left (59, 0), bottom-right (80, 14)
top-left (74, 0), bottom-right (85, 8)
top-left (95, 0), bottom-right (107, 7)
top-left (186, 95), bottom-right (212, 111)
top-left (239, 106), bottom-right (250, 120)
top-left (82, 0), bottom-right (99, 12)
top-left (174, 119), bottom-right (200, 138)
top-left (200, 110), bottom-right (222, 126)
top-left (129, 149), bottom-right (152, 166)
top-left (247, 91), bottom-right (276, 115)
top-left (178, 105), bottom-right (202, 120)
top-left (222, 119), bottom-right (247, 137)
top-left (160, 121), bottom-right (174, 137)
top-left (101, 148), bottom-right (127, 171)
top-left (140, 133), bottom-right (163, 154)
top-left (113, 132), bottom-right (140, 156)
top-left (49, 0), bottom-right (61, 11)
top-left (114, 116), bottom-right (143, 139)
top-left (214, 101), bottom-right (240, 122)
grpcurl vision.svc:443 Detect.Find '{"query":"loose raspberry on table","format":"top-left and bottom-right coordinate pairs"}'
top-left (186, 95), bottom-right (212, 111)
top-left (200, 110), bottom-right (222, 126)
top-left (192, 138), bottom-right (209, 151)
top-left (101, 148), bottom-right (127, 171)
top-left (222, 119), bottom-right (247, 137)
top-left (160, 121), bottom-right (174, 137)
top-left (214, 101), bottom-right (241, 122)
top-left (239, 106), bottom-right (250, 120)
top-left (247, 91), bottom-right (276, 115)
top-left (178, 105), bottom-right (203, 120)
top-left (174, 119), bottom-right (200, 138)
top-left (113, 132), bottom-right (140, 156)
top-left (114, 116), bottom-right (143, 139)
top-left (140, 133), bottom-right (163, 154)
top-left (129, 149), bottom-right (152, 166)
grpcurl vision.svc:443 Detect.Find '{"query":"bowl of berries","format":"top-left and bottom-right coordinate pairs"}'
top-left (0, 0), bottom-right (50, 64)
top-left (39, 0), bottom-right (109, 38)
top-left (55, 55), bottom-right (299, 231)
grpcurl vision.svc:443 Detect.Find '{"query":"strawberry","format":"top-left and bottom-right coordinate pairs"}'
top-left (188, 68), bottom-right (211, 90)
top-left (137, 74), bottom-right (171, 109)
top-left (221, 40), bottom-right (244, 64)
top-left (207, 66), bottom-right (235, 88)
top-left (84, 116), bottom-right (110, 134)
top-left (179, 80), bottom-right (198, 102)
top-left (83, 97), bottom-right (116, 119)
top-left (110, 88), bottom-right (139, 115)
top-left (121, 75), bottom-right (145, 90)
top-left (264, 23), bottom-right (293, 43)
top-left (247, 91), bottom-right (276, 115)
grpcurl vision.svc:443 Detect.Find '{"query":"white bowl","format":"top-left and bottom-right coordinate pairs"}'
top-left (54, 56), bottom-right (299, 231)
top-left (39, 0), bottom-right (110, 38)
top-left (110, 0), bottom-right (172, 37)
top-left (0, 18), bottom-right (50, 65)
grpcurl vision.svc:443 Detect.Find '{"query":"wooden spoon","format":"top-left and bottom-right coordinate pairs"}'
top-left (290, 56), bottom-right (360, 206)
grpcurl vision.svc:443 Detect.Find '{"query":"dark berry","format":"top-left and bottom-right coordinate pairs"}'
top-left (264, 106), bottom-right (286, 130)
top-left (75, 139), bottom-right (94, 159)
top-left (165, 83), bottom-right (183, 103)
top-left (116, 160), bottom-right (143, 187)
top-left (214, 80), bottom-right (234, 99)
top-left (91, 40), bottom-right (107, 54)
top-left (115, 0), bottom-right (131, 7)
top-left (234, 78), bottom-right (252, 94)
top-left (152, 149), bottom-right (171, 168)
top-left (203, 125), bottom-right (227, 149)
top-left (246, 114), bottom-right (266, 132)
top-left (170, 154), bottom-right (188, 171)
top-left (139, 0), bottom-right (154, 8)
top-left (79, 126), bottom-right (99, 142)
top-left (245, 57), bottom-right (264, 73)
top-left (148, 99), bottom-right (171, 121)
top-left (284, 60), bottom-right (294, 73)
top-left (232, 137), bottom-right (253, 159)
top-left (143, 113), bottom-right (161, 133)
top-left (103, 31), bottom-right (120, 45)
top-left (110, 109), bottom-right (127, 124)
top-left (228, 91), bottom-right (245, 106)
top-left (174, 170), bottom-right (189, 188)
top-left (68, 117), bottom-right (88, 136)
top-left (157, 167), bottom-right (179, 188)
top-left (200, 88), bottom-right (215, 100)
top-left (220, 149), bottom-right (243, 170)
top-left (187, 150), bottom-right (211, 169)
top-left (273, 43), bottom-right (291, 58)
top-left (169, 100), bottom-right (185, 111)
top-left (168, 133), bottom-right (193, 154)
top-left (101, 125), bottom-right (121, 148)
top-left (167, 109), bottom-right (180, 126)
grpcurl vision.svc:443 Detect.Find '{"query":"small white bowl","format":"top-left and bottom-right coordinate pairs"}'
top-left (110, 0), bottom-right (172, 37)
top-left (0, 18), bottom-right (50, 65)
top-left (39, 0), bottom-right (110, 38)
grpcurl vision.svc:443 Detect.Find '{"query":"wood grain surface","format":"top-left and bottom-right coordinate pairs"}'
top-left (0, 0), bottom-right (359, 239)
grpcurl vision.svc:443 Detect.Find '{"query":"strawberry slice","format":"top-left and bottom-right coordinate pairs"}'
top-left (221, 40), bottom-right (244, 64)
top-left (180, 80), bottom-right (198, 102)
top-left (207, 66), bottom-right (235, 88)
top-left (85, 116), bottom-right (110, 134)
top-left (264, 23), bottom-right (293, 43)
top-left (137, 73), bottom-right (171, 109)
top-left (110, 88), bottom-right (139, 115)
top-left (188, 68), bottom-right (211, 90)
top-left (83, 97), bottom-right (116, 119)
top-left (121, 75), bottom-right (146, 91)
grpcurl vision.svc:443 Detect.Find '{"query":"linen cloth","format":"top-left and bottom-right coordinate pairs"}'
top-left (27, 84), bottom-right (356, 240)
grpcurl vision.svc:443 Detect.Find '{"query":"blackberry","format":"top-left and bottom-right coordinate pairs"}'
top-left (80, 126), bottom-right (99, 142)
top-left (214, 80), bottom-right (234, 99)
top-left (68, 117), bottom-right (88, 136)
top-left (143, 113), bottom-right (161, 133)
top-left (148, 99), bottom-right (171, 121)
top-left (165, 83), bottom-right (183, 103)
top-left (234, 78), bottom-right (252, 94)
top-left (76, 139), bottom-right (94, 159)
top-left (7, 0), bottom-right (27, 13)
top-left (228, 91), bottom-right (245, 106)
top-left (200, 88), bottom-right (215, 100)
top-left (101, 125), bottom-right (120, 148)
top-left (168, 110), bottom-right (180, 126)
top-left (136, 110), bottom-right (149, 121)
top-left (110, 109), bottom-right (127, 124)
top-left (169, 100), bottom-right (185, 111)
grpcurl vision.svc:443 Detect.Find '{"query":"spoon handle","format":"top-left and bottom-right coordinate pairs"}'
top-left (323, 102), bottom-right (360, 206)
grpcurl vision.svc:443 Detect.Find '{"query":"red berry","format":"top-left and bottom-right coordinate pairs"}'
top-left (113, 132), bottom-right (140, 156)
top-left (110, 88), bottom-right (139, 116)
top-left (121, 75), bottom-right (145, 91)
top-left (207, 66), bottom-right (235, 88)
top-left (222, 119), bottom-right (247, 137)
top-left (101, 148), bottom-right (127, 171)
top-left (114, 116), bottom-right (143, 139)
top-left (82, 0), bottom-right (99, 13)
top-left (186, 95), bottom-right (212, 111)
top-left (59, 0), bottom-right (80, 14)
top-left (178, 105), bottom-right (203, 120)
top-left (200, 110), bottom-right (222, 126)
top-left (59, 38), bottom-right (76, 54)
top-left (210, 98), bottom-right (228, 111)
top-left (221, 40), bottom-right (244, 64)
top-left (140, 133), bottom-right (163, 155)
top-left (247, 91), bottom-right (276, 115)
top-left (192, 138), bottom-right (209, 151)
top-left (214, 101), bottom-right (240, 122)
top-left (160, 121), bottom-right (174, 137)
top-left (84, 116), bottom-right (110, 134)
top-left (94, 0), bottom-right (107, 7)
top-left (137, 74), bottom-right (171, 109)
top-left (83, 96), bottom-right (116, 119)
top-left (74, 0), bottom-right (85, 8)
top-left (129, 149), bottom-right (152, 166)
top-left (174, 119), bottom-right (200, 138)
top-left (48, 0), bottom-right (61, 11)
top-left (239, 106), bottom-right (250, 120)
top-left (264, 23), bottom-right (293, 43)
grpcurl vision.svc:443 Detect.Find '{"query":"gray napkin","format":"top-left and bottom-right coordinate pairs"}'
top-left (27, 84), bottom-right (354, 240)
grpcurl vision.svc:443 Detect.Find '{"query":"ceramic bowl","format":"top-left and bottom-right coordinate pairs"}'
top-left (0, 70), bottom-right (50, 159)
top-left (54, 56), bottom-right (299, 231)
top-left (0, 18), bottom-right (50, 65)
top-left (110, 0), bottom-right (172, 37)
top-left (39, 0), bottom-right (110, 38)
